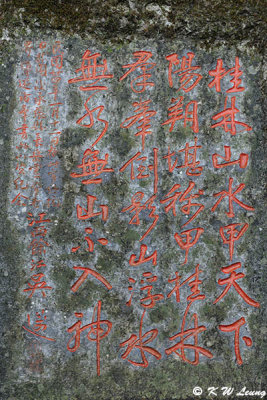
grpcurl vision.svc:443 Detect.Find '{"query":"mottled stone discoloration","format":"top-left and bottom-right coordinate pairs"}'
top-left (0, 2), bottom-right (266, 400)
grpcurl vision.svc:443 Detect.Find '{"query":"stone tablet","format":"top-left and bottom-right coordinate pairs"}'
top-left (0, 2), bottom-right (266, 399)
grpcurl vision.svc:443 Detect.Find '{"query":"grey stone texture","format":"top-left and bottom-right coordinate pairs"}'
top-left (0, 1), bottom-right (266, 399)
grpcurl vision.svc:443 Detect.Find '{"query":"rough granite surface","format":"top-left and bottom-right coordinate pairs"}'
top-left (0, 1), bottom-right (266, 400)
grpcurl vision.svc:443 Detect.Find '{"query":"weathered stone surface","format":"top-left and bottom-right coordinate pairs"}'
top-left (0, 2), bottom-right (266, 399)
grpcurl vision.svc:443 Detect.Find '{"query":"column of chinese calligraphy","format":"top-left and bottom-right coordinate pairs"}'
top-left (163, 52), bottom-right (213, 364)
top-left (67, 49), bottom-right (113, 376)
top-left (22, 212), bottom-right (54, 342)
top-left (47, 41), bottom-right (64, 209)
top-left (12, 41), bottom-right (32, 208)
top-left (10, 40), bottom-right (65, 367)
top-left (119, 51), bottom-right (163, 367)
top-left (208, 57), bottom-right (260, 365)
